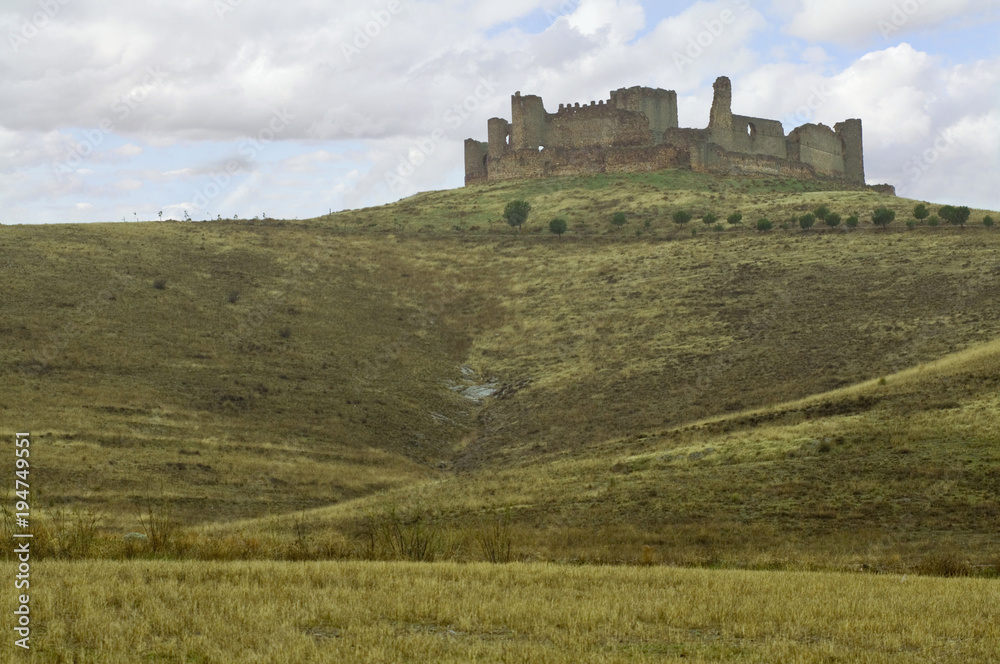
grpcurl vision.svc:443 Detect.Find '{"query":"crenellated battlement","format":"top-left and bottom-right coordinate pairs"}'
top-left (465, 76), bottom-right (868, 187)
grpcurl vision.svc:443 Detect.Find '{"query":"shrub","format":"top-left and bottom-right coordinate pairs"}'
top-left (845, 215), bottom-right (859, 229)
top-left (279, 326), bottom-right (292, 339)
top-left (227, 290), bottom-right (241, 304)
top-left (756, 218), bottom-right (773, 231)
top-left (476, 509), bottom-right (513, 563)
top-left (939, 205), bottom-right (971, 228)
top-left (549, 218), bottom-right (568, 236)
top-left (906, 220), bottom-right (916, 229)
top-left (503, 200), bottom-right (531, 230)
top-left (701, 212), bottom-right (719, 226)
top-left (927, 215), bottom-right (940, 227)
top-left (824, 212), bottom-right (841, 228)
top-left (913, 203), bottom-right (929, 222)
top-left (610, 212), bottom-right (627, 228)
top-left (713, 223), bottom-right (725, 232)
top-left (872, 206), bottom-right (895, 229)
top-left (727, 211), bottom-right (743, 226)
top-left (984, 215), bottom-right (994, 228)
top-left (153, 278), bottom-right (167, 290)
top-left (672, 210), bottom-right (693, 226)
top-left (799, 213), bottom-right (815, 230)
top-left (812, 205), bottom-right (830, 222)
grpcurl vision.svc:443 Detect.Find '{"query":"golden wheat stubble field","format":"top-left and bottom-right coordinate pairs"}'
top-left (3, 171), bottom-right (1000, 661)
top-left (2, 560), bottom-right (997, 663)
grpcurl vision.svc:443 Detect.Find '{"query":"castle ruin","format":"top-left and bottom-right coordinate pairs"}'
top-left (465, 76), bottom-right (866, 186)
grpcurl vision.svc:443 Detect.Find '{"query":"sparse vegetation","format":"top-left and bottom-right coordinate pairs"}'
top-left (5, 168), bottom-right (1000, 662)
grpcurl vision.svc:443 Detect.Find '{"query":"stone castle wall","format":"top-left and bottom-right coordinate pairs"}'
top-left (465, 76), bottom-right (869, 188)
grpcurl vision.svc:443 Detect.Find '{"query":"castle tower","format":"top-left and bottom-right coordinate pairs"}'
top-left (511, 92), bottom-right (547, 150)
top-left (708, 76), bottom-right (734, 151)
top-left (835, 119), bottom-right (865, 184)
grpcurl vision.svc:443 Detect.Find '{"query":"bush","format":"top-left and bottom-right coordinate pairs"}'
top-left (872, 206), bottom-right (895, 228)
top-left (756, 218), bottom-right (773, 231)
top-left (845, 215), bottom-right (859, 229)
top-left (610, 212), bottom-right (627, 228)
top-left (824, 212), bottom-right (841, 228)
top-left (227, 290), bottom-right (241, 304)
top-left (476, 509), bottom-right (513, 563)
top-left (939, 204), bottom-right (971, 228)
top-left (672, 210), bottom-right (693, 226)
top-left (701, 212), bottom-right (719, 226)
top-left (153, 278), bottom-right (167, 290)
top-left (549, 218), bottom-right (568, 236)
top-left (727, 211), bottom-right (743, 226)
top-left (906, 220), bottom-right (916, 229)
top-left (913, 203), bottom-right (929, 222)
top-left (713, 224), bottom-right (725, 232)
top-left (812, 205), bottom-right (830, 222)
top-left (984, 215), bottom-right (995, 229)
top-left (927, 215), bottom-right (940, 227)
top-left (503, 200), bottom-right (531, 230)
top-left (799, 213), bottom-right (815, 230)
top-left (279, 326), bottom-right (292, 339)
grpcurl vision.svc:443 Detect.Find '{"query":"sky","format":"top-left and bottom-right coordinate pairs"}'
top-left (1, 0), bottom-right (998, 224)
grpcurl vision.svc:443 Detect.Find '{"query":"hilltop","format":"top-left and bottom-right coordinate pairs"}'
top-left (3, 170), bottom-right (999, 574)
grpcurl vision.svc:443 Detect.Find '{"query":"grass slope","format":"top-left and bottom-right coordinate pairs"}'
top-left (2, 170), bottom-right (999, 569)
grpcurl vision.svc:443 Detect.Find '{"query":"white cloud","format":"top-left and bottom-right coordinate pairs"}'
top-left (115, 143), bottom-right (143, 157)
top-left (74, 202), bottom-right (93, 210)
top-left (783, 0), bottom-right (998, 46)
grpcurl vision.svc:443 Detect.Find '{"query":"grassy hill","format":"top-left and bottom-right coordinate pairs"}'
top-left (3, 170), bottom-right (999, 574)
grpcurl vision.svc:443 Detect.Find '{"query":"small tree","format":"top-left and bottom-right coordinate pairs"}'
top-left (756, 218), bottom-right (772, 231)
top-left (913, 203), bottom-right (929, 222)
top-left (940, 205), bottom-right (970, 228)
top-left (701, 212), bottom-right (719, 226)
top-left (727, 211), bottom-right (743, 226)
top-left (812, 205), bottom-right (830, 222)
top-left (549, 218), bottom-right (568, 236)
top-left (799, 213), bottom-right (816, 231)
top-left (845, 215), bottom-right (859, 229)
top-left (927, 215), bottom-right (940, 227)
top-left (871, 206), bottom-right (895, 229)
top-left (824, 212), bottom-right (841, 228)
top-left (984, 215), bottom-right (995, 229)
top-left (503, 200), bottom-right (531, 230)
top-left (611, 212), bottom-right (627, 228)
top-left (672, 210), bottom-right (693, 226)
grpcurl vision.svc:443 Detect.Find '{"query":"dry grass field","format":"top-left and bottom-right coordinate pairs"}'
top-left (3, 560), bottom-right (998, 663)
top-left (3, 169), bottom-right (1000, 661)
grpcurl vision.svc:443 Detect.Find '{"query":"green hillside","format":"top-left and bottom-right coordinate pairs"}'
top-left (3, 170), bottom-right (999, 573)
